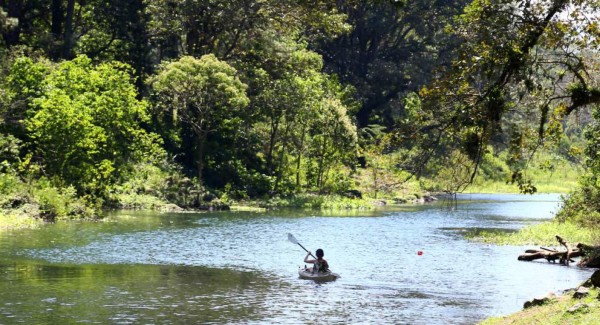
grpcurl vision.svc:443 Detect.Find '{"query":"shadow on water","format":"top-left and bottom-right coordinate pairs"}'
top-left (0, 262), bottom-right (282, 324)
top-left (440, 227), bottom-right (519, 238)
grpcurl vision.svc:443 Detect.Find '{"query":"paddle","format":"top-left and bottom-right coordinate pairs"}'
top-left (287, 233), bottom-right (316, 259)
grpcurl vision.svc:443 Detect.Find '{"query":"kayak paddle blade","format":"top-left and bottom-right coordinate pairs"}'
top-left (287, 233), bottom-right (299, 245)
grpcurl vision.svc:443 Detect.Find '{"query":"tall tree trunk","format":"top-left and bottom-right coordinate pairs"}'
top-left (266, 116), bottom-right (279, 175)
top-left (62, 0), bottom-right (75, 59)
top-left (317, 137), bottom-right (328, 192)
top-left (126, 0), bottom-right (151, 93)
top-left (274, 123), bottom-right (291, 193)
top-left (51, 0), bottom-right (63, 36)
top-left (196, 131), bottom-right (207, 185)
top-left (50, 0), bottom-right (63, 59)
top-left (295, 124), bottom-right (306, 189)
top-left (372, 165), bottom-right (378, 199)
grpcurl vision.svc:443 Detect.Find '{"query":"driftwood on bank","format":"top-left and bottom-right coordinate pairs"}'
top-left (518, 235), bottom-right (600, 267)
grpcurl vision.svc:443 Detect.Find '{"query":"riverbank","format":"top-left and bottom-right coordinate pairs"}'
top-left (480, 286), bottom-right (600, 325)
top-left (0, 149), bottom-right (579, 232)
top-left (0, 159), bottom-right (580, 234)
top-left (0, 191), bottom-right (426, 231)
top-left (0, 184), bottom-right (574, 233)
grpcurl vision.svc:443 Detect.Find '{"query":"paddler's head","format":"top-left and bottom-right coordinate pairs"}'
top-left (316, 249), bottom-right (324, 259)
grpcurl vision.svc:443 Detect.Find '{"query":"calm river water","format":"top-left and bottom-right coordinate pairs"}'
top-left (0, 194), bottom-right (594, 324)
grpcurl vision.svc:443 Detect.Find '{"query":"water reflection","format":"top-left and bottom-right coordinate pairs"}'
top-left (0, 262), bottom-right (280, 324)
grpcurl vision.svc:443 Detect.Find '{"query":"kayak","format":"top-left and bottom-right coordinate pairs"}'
top-left (298, 267), bottom-right (340, 281)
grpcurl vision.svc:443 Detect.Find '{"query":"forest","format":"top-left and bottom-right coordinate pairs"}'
top-left (0, 0), bottom-right (599, 226)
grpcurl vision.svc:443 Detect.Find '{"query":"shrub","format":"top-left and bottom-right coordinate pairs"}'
top-left (31, 178), bottom-right (95, 221)
top-left (556, 177), bottom-right (600, 228)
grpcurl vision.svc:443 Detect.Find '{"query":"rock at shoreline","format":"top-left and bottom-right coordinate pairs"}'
top-left (591, 270), bottom-right (600, 288)
top-left (523, 292), bottom-right (556, 309)
top-left (567, 302), bottom-right (589, 314)
top-left (413, 194), bottom-right (437, 204)
top-left (573, 286), bottom-right (590, 299)
top-left (161, 203), bottom-right (184, 212)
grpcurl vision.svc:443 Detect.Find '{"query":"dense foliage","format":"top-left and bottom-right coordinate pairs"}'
top-left (397, 0), bottom-right (599, 193)
top-left (0, 0), bottom-right (598, 223)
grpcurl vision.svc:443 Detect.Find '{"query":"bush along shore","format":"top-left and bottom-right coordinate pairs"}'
top-left (0, 158), bottom-right (578, 233)
top-left (0, 171), bottom-right (438, 231)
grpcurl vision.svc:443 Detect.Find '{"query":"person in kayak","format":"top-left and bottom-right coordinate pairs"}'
top-left (304, 249), bottom-right (329, 273)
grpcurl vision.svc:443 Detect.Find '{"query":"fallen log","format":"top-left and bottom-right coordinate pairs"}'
top-left (517, 248), bottom-right (582, 263)
top-left (518, 235), bottom-right (586, 265)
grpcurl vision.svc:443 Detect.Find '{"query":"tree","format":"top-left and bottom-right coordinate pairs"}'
top-left (24, 55), bottom-right (163, 198)
top-left (149, 54), bottom-right (249, 184)
top-left (144, 0), bottom-right (349, 62)
top-left (1, 0), bottom-right (152, 83)
top-left (247, 46), bottom-right (358, 195)
top-left (310, 96), bottom-right (358, 193)
top-left (75, 0), bottom-right (152, 90)
top-left (316, 0), bottom-right (468, 127)
top-left (1, 55), bottom-right (50, 139)
top-left (398, 0), bottom-right (600, 192)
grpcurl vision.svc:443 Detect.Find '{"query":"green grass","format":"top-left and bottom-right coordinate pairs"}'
top-left (0, 211), bottom-right (44, 230)
top-left (480, 287), bottom-right (600, 325)
top-left (467, 179), bottom-right (578, 194)
top-left (468, 168), bottom-right (580, 194)
top-left (466, 148), bottom-right (581, 194)
top-left (467, 221), bottom-right (600, 246)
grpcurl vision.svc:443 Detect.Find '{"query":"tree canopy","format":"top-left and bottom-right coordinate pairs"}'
top-left (23, 56), bottom-right (163, 199)
top-left (0, 0), bottom-right (599, 216)
top-left (150, 54), bottom-right (249, 183)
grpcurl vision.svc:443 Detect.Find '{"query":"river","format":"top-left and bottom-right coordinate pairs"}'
top-left (0, 194), bottom-right (594, 324)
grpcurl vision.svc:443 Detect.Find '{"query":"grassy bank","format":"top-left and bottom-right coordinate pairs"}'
top-left (468, 168), bottom-right (580, 194)
top-left (481, 287), bottom-right (600, 325)
top-left (466, 180), bottom-right (578, 194)
top-left (467, 221), bottom-right (600, 246)
top-left (230, 193), bottom-right (384, 210)
top-left (0, 212), bottom-right (44, 230)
